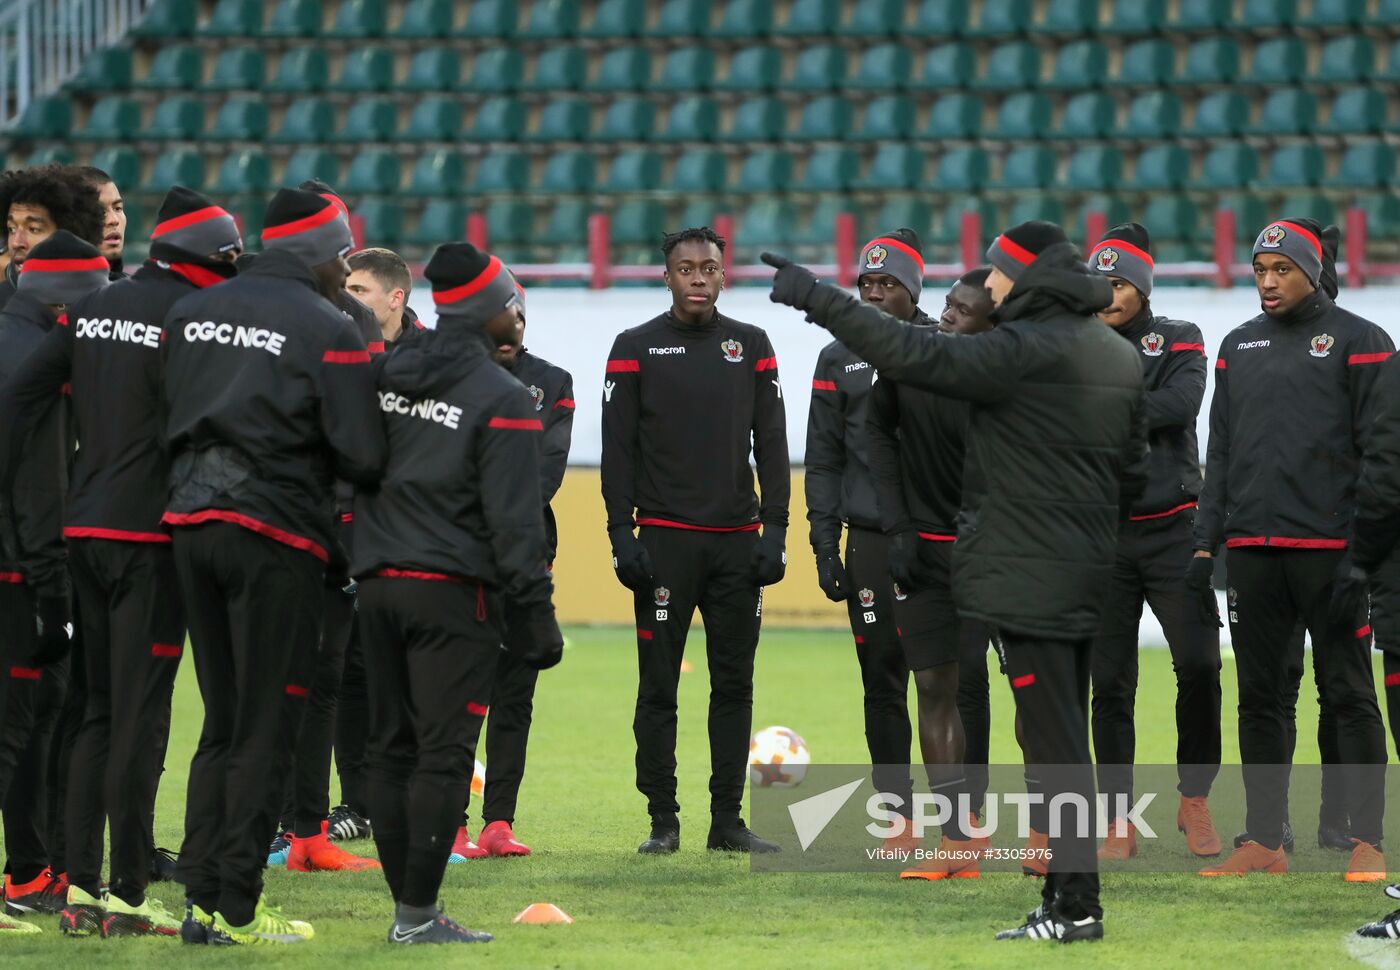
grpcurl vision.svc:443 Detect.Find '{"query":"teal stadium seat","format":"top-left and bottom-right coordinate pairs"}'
top-left (271, 97), bottom-right (334, 143)
top-left (539, 151), bottom-right (594, 193)
top-left (1075, 197), bottom-right (1131, 236)
top-left (401, 97), bottom-right (461, 141)
top-left (1303, 0), bottom-right (1365, 25)
top-left (282, 148), bottom-right (340, 188)
top-left (604, 150), bottom-right (662, 192)
top-left (470, 151), bottom-right (529, 193)
top-left (1276, 194), bottom-right (1334, 227)
top-left (1258, 144), bottom-right (1323, 186)
top-left (529, 98), bottom-right (591, 142)
top-left (144, 149), bottom-right (204, 192)
top-left (966, 0), bottom-right (1030, 36)
top-left (327, 0), bottom-right (385, 38)
top-left (1215, 194), bottom-right (1268, 242)
top-left (1006, 195), bottom-right (1063, 228)
top-left (912, 43), bottom-right (974, 90)
top-left (854, 96), bottom-right (915, 141)
top-left (611, 200), bottom-right (664, 246)
top-left (130, 0), bottom-right (196, 37)
top-left (1172, 0), bottom-right (1230, 29)
top-left (861, 145), bottom-right (923, 189)
top-left (655, 48), bottom-right (714, 92)
top-left (1234, 0), bottom-right (1295, 28)
top-left (590, 47), bottom-right (650, 92)
top-left (1054, 93), bottom-right (1115, 140)
top-left (212, 150), bottom-right (270, 193)
top-left (1103, 0), bottom-right (1165, 33)
top-left (993, 146), bottom-right (1056, 189)
top-left (792, 96), bottom-right (850, 140)
top-left (671, 150), bottom-right (727, 191)
top-left (923, 93), bottom-right (982, 139)
top-left (341, 149), bottom-right (400, 194)
top-left (407, 200), bottom-right (468, 246)
top-left (141, 96), bottom-right (203, 139)
top-left (23, 148), bottom-right (74, 167)
top-left (1250, 88), bottom-right (1315, 135)
top-left (1244, 37), bottom-right (1305, 84)
top-left (586, 0), bottom-right (645, 37)
top-left (871, 200), bottom-right (932, 243)
top-left (1128, 145), bottom-right (1189, 189)
top-left (931, 198), bottom-right (995, 246)
top-left (657, 97), bottom-right (718, 141)
top-left (595, 98), bottom-right (655, 141)
top-left (207, 47), bottom-right (264, 90)
top-left (779, 0), bottom-right (840, 35)
top-left (848, 45), bottom-right (913, 91)
top-left (795, 147), bottom-right (858, 191)
top-left (1195, 143), bottom-right (1258, 188)
top-left (786, 45), bottom-right (845, 92)
top-left (209, 96), bottom-right (267, 140)
top-left (1383, 40), bottom-right (1400, 83)
top-left (463, 50), bottom-right (523, 93)
top-left (989, 92), bottom-right (1049, 139)
top-left (335, 97), bottom-right (396, 142)
top-left (137, 44), bottom-right (201, 90)
top-left (1116, 39), bottom-right (1174, 86)
top-left (1063, 146), bottom-right (1123, 190)
top-left (522, 0), bottom-right (580, 39)
top-left (332, 47), bottom-right (392, 92)
top-left (354, 200), bottom-right (400, 246)
top-left (1142, 195), bottom-right (1199, 241)
top-left (526, 46), bottom-right (586, 92)
top-left (267, 47), bottom-right (327, 93)
top-left (468, 97), bottom-right (525, 141)
top-left (911, 0), bottom-right (967, 35)
top-left (1313, 36), bottom-right (1373, 83)
top-left (723, 97), bottom-right (786, 141)
top-left (1319, 88), bottom-right (1386, 134)
top-left (1040, 0), bottom-right (1098, 33)
top-left (711, 0), bottom-right (772, 38)
top-left (794, 197), bottom-right (852, 247)
top-left (1356, 194), bottom-right (1400, 237)
top-left (542, 200), bottom-right (591, 247)
top-left (737, 201), bottom-right (795, 248)
top-left (395, 0), bottom-right (453, 37)
top-left (846, 0), bottom-right (903, 37)
top-left (12, 95), bottom-right (71, 139)
top-left (67, 48), bottom-right (132, 92)
top-left (88, 148), bottom-right (140, 191)
top-left (403, 49), bottom-right (459, 92)
top-left (75, 97), bottom-right (137, 141)
top-left (201, 0), bottom-right (263, 36)
top-left (1187, 91), bottom-right (1248, 136)
top-left (264, 0), bottom-right (322, 38)
top-left (1175, 38), bottom-right (1238, 85)
top-left (1372, 0), bottom-right (1400, 25)
top-left (459, 0), bottom-right (516, 37)
top-left (648, 0), bottom-right (705, 37)
top-left (974, 42), bottom-right (1040, 90)
top-left (1045, 40), bottom-right (1106, 89)
top-left (931, 148), bottom-right (988, 192)
top-left (1330, 143), bottom-right (1395, 188)
top-left (1118, 91), bottom-right (1180, 139)
top-left (717, 46), bottom-right (779, 91)
top-left (735, 150), bottom-right (792, 193)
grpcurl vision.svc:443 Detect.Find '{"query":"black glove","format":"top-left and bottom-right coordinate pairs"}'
top-left (1184, 554), bottom-right (1222, 627)
top-left (506, 602), bottom-right (565, 671)
top-left (34, 594), bottom-right (72, 666)
top-left (609, 525), bottom-right (655, 594)
top-left (888, 531), bottom-right (936, 594)
top-left (1328, 554), bottom-right (1369, 630)
top-left (761, 252), bottom-right (821, 311)
top-left (751, 525), bottom-right (787, 587)
top-left (814, 548), bottom-right (850, 602)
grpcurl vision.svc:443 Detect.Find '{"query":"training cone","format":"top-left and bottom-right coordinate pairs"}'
top-left (680, 659), bottom-right (695, 673)
top-left (513, 903), bottom-right (573, 925)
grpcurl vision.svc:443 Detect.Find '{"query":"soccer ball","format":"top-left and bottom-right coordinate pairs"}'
top-left (749, 726), bottom-right (810, 788)
top-left (471, 758), bottom-right (486, 799)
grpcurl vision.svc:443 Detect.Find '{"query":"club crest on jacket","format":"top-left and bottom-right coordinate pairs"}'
top-left (653, 586), bottom-right (670, 607)
top-left (857, 588), bottom-right (875, 608)
top-left (720, 339), bottom-right (744, 363)
top-left (1309, 334), bottom-right (1335, 358)
top-left (1140, 332), bottom-right (1165, 357)
top-left (528, 384), bottom-right (545, 411)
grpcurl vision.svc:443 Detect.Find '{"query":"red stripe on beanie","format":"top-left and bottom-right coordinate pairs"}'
top-left (1091, 238), bottom-right (1155, 268)
top-left (433, 255), bottom-right (504, 306)
top-left (995, 235), bottom-right (1037, 266)
top-left (153, 205), bottom-right (234, 238)
top-left (1268, 220), bottom-right (1322, 257)
top-left (21, 256), bottom-right (110, 274)
top-left (863, 236), bottom-right (925, 271)
top-left (261, 202), bottom-right (341, 241)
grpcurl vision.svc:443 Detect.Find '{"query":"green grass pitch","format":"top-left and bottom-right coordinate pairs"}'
top-left (4, 627), bottom-right (1397, 968)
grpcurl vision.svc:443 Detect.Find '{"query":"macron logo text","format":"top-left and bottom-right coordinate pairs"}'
top-left (649, 346), bottom-right (686, 355)
top-left (378, 391), bottom-right (463, 430)
top-left (183, 320), bottom-right (286, 356)
top-left (75, 317), bottom-right (161, 348)
top-left (1237, 340), bottom-right (1270, 350)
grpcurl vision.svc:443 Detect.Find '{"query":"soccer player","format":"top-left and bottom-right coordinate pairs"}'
top-left (347, 247), bottom-right (424, 349)
top-left (0, 188), bottom-right (243, 937)
top-left (602, 227), bottom-right (789, 855)
top-left (1084, 223), bottom-right (1223, 861)
top-left (764, 219), bottom-right (1148, 943)
top-left (1194, 217), bottom-right (1391, 881)
top-left (353, 242), bottom-right (562, 944)
top-left (164, 188), bottom-right (384, 945)
top-left (76, 166), bottom-right (126, 277)
top-left (0, 165), bottom-right (105, 310)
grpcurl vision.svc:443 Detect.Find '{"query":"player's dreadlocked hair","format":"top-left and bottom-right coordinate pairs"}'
top-left (661, 226), bottom-right (726, 262)
top-left (0, 164), bottom-right (105, 248)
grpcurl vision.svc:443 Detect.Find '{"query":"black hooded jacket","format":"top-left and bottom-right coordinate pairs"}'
top-left (351, 323), bottom-right (555, 607)
top-left (806, 242), bottom-right (1149, 640)
top-left (504, 348), bottom-right (574, 558)
top-left (0, 261), bottom-right (19, 314)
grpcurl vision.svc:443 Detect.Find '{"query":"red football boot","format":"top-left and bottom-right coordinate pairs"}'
top-left (286, 821), bottom-right (382, 872)
top-left (478, 821), bottom-right (532, 858)
top-left (449, 825), bottom-right (488, 862)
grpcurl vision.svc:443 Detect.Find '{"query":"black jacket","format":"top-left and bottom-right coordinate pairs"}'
top-left (601, 309), bottom-right (789, 531)
top-left (351, 322), bottom-right (555, 607)
top-left (162, 249), bottom-right (385, 563)
top-left (806, 242), bottom-right (1148, 640)
top-left (1111, 308), bottom-right (1207, 520)
top-left (0, 261), bottom-right (19, 314)
top-left (506, 348), bottom-right (574, 557)
top-left (1194, 289), bottom-right (1394, 553)
top-left (1354, 355), bottom-right (1400, 570)
top-left (0, 292), bottom-right (68, 598)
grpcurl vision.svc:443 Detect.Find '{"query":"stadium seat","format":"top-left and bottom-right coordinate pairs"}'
top-left (1128, 145), bottom-right (1189, 189)
top-left (266, 47), bottom-right (328, 92)
top-left (779, 0), bottom-right (840, 35)
top-left (1372, 0), bottom-right (1400, 26)
top-left (1195, 143), bottom-right (1258, 188)
top-left (470, 151), bottom-right (529, 193)
top-left (354, 199), bottom-right (401, 246)
top-left (1186, 91), bottom-right (1248, 136)
top-left (1172, 0), bottom-right (1230, 29)
top-left (1118, 91), bottom-right (1181, 139)
top-left (931, 147), bottom-right (989, 191)
top-left (1383, 40), bottom-right (1400, 83)
top-left (1313, 36), bottom-right (1373, 83)
top-left (846, 0), bottom-right (904, 36)
top-left (590, 47), bottom-right (650, 91)
top-left (792, 96), bottom-right (850, 140)
top-left (795, 147), bottom-right (858, 191)
top-left (400, 97), bottom-right (461, 141)
top-left (395, 0), bottom-right (453, 37)
top-left (988, 92), bottom-right (1049, 139)
top-left (1053, 92), bottom-right (1115, 140)
top-left (1073, 197), bottom-right (1131, 241)
top-left (611, 200), bottom-right (665, 245)
top-left (911, 43), bottom-right (974, 89)
top-left (341, 149), bottom-right (400, 194)
top-left (335, 98), bottom-right (396, 142)
top-left (539, 151), bottom-right (594, 193)
top-left (671, 149), bottom-right (727, 191)
top-left (1103, 0), bottom-right (1165, 32)
top-left (264, 0), bottom-right (322, 37)
top-left (523, 0), bottom-right (580, 38)
top-left (1116, 39), bottom-right (1174, 86)
top-left (327, 0), bottom-right (385, 37)
top-left (1175, 38), bottom-right (1238, 84)
top-left (282, 148), bottom-right (340, 188)
top-left (648, 0), bottom-right (705, 36)
top-left (141, 96), bottom-right (203, 140)
top-left (1063, 146), bottom-right (1123, 190)
top-left (406, 199), bottom-right (469, 245)
top-left (75, 97), bottom-right (137, 141)
top-left (722, 97), bottom-right (786, 141)
top-left (967, 0), bottom-right (1030, 35)
top-left (717, 46), bottom-right (780, 91)
top-left (1045, 40), bottom-right (1107, 89)
top-left (1319, 88), bottom-right (1386, 134)
top-left (931, 198), bottom-right (995, 245)
top-left (1303, 0), bottom-right (1365, 24)
top-left (67, 47), bottom-right (132, 92)
top-left (847, 44), bottom-right (914, 90)
top-left (1142, 194), bottom-right (1200, 241)
top-left (1244, 37), bottom-right (1305, 84)
top-left (212, 150), bottom-right (270, 193)
top-left (271, 97), bottom-right (334, 143)
top-left (88, 147), bottom-right (140, 191)
top-left (860, 144), bottom-right (924, 189)
top-left (529, 97), bottom-right (591, 142)
top-left (922, 93), bottom-right (982, 139)
top-left (462, 49), bottom-right (523, 93)
top-left (974, 42), bottom-right (1040, 90)
top-left (332, 47), bottom-right (392, 92)
top-left (1007, 194), bottom-right (1064, 227)
top-left (786, 45), bottom-right (846, 91)
top-left (402, 49), bottom-right (459, 91)
top-left (209, 96), bottom-right (268, 140)
top-left (207, 47), bottom-right (264, 90)
top-left (201, 0), bottom-right (263, 35)
top-left (1356, 193), bottom-right (1400, 237)
top-left (468, 97), bottom-right (526, 141)
top-left (22, 148), bottom-right (74, 167)
top-left (993, 146), bottom-right (1056, 189)
top-left (1234, 0), bottom-right (1295, 27)
top-left (1250, 88), bottom-right (1316, 135)
top-left (735, 150), bottom-right (793, 193)
top-left (540, 200), bottom-right (590, 248)
top-left (1330, 142), bottom-right (1395, 188)
top-left (711, 0), bottom-right (772, 37)
top-left (585, 0), bottom-right (644, 36)
top-left (911, 0), bottom-right (968, 35)
top-left (1040, 0), bottom-right (1098, 33)
top-left (1272, 195), bottom-right (1334, 232)
top-left (657, 97), bottom-right (718, 141)
top-left (137, 44), bottom-right (201, 90)
top-left (872, 198), bottom-right (933, 239)
top-left (604, 150), bottom-right (662, 192)
top-left (595, 98), bottom-right (655, 141)
top-left (131, 0), bottom-right (196, 36)
top-left (526, 46), bottom-right (586, 92)
top-left (1259, 144), bottom-right (1324, 186)
top-left (737, 200), bottom-right (795, 247)
top-left (459, 0), bottom-right (516, 37)
top-left (1213, 193), bottom-right (1268, 241)
top-left (793, 197), bottom-right (852, 247)
top-left (854, 96), bottom-right (915, 141)
top-left (655, 48), bottom-right (714, 91)
top-left (11, 95), bottom-right (70, 139)
top-left (143, 149), bottom-right (205, 191)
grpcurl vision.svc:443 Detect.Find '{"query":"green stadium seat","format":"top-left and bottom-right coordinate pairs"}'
top-left (793, 197), bottom-right (852, 247)
top-left (463, 50), bottom-right (523, 93)
top-left (1053, 92), bottom-right (1115, 140)
top-left (922, 93), bottom-right (982, 139)
top-left (540, 151), bottom-right (594, 193)
top-left (931, 198), bottom-right (995, 245)
top-left (1234, 0), bottom-right (1295, 27)
top-left (23, 148), bottom-right (75, 167)
top-left (967, 0), bottom-right (1030, 35)
top-left (529, 97), bottom-right (591, 141)
top-left (735, 150), bottom-right (793, 192)
top-left (854, 96), bottom-right (915, 141)
top-left (648, 0), bottom-right (705, 36)
top-left (327, 0), bottom-right (385, 37)
top-left (1212, 194), bottom-right (1267, 242)
top-left (209, 96), bottom-right (268, 140)
top-left (786, 45), bottom-right (845, 91)
top-left (403, 49), bottom-right (459, 91)
top-left (1195, 143), bottom-right (1258, 188)
top-left (846, 0), bottom-right (904, 36)
top-left (460, 0), bottom-right (516, 37)
top-left (141, 96), bottom-right (203, 140)
top-left (267, 47), bottom-right (328, 92)
top-left (1373, 0), bottom-right (1400, 26)
top-left (468, 97), bottom-right (525, 140)
top-left (67, 47), bottom-right (132, 92)
top-left (779, 0), bottom-right (840, 35)
top-left (1383, 40), bottom-right (1400, 83)
top-left (1187, 91), bottom-right (1248, 136)
top-left (406, 200), bottom-right (468, 245)
top-left (717, 46), bottom-right (779, 91)
top-left (526, 46), bottom-right (586, 91)
top-left (671, 149), bottom-right (727, 191)
top-left (1250, 88), bottom-right (1315, 135)
top-left (1172, 0), bottom-right (1229, 29)
top-left (10, 95), bottom-right (70, 139)
top-left (1273, 195), bottom-right (1334, 231)
top-left (1128, 145), bottom-right (1189, 189)
top-left (611, 200), bottom-right (664, 245)
top-left (931, 147), bottom-right (988, 191)
top-left (401, 97), bottom-right (461, 141)
top-left (137, 45), bottom-right (201, 90)
top-left (332, 47), bottom-right (392, 92)
top-left (792, 96), bottom-right (851, 140)
top-left (523, 0), bottom-right (580, 39)
top-left (737, 201), bottom-right (795, 248)
top-left (395, 0), bottom-right (453, 37)
top-left (1063, 146), bottom-right (1123, 189)
top-left (1118, 91), bottom-right (1180, 138)
top-left (540, 200), bottom-right (590, 247)
top-left (673, 202), bottom-right (721, 238)
top-left (470, 151), bottom-right (529, 193)
top-left (1006, 195), bottom-right (1064, 228)
top-left (586, 0), bottom-right (644, 36)
top-left (595, 98), bottom-right (655, 141)
top-left (1045, 40), bottom-right (1107, 89)
top-left (871, 198), bottom-right (933, 242)
top-left (207, 48), bottom-right (264, 90)
top-left (212, 150), bottom-right (270, 193)
top-left (1074, 196), bottom-right (1132, 235)
top-left (911, 0), bottom-right (967, 34)
top-left (974, 42), bottom-right (1040, 90)
top-left (130, 0), bottom-right (196, 37)
top-left (1319, 88), bottom-right (1386, 134)
top-left (1304, 0), bottom-right (1364, 24)
top-left (1040, 0), bottom-right (1098, 33)
top-left (604, 150), bottom-right (662, 192)
top-left (988, 92), bottom-right (1049, 138)
top-left (1116, 39), bottom-right (1174, 86)
top-left (354, 200), bottom-right (401, 246)
top-left (1356, 193), bottom-right (1400, 237)
top-left (264, 0), bottom-right (322, 37)
top-left (282, 148), bottom-right (340, 188)
top-left (657, 97), bottom-right (718, 141)
top-left (335, 97), bottom-right (396, 142)
top-left (1259, 144), bottom-right (1323, 186)
top-left (1142, 194), bottom-right (1199, 241)
top-left (342, 149), bottom-right (400, 194)
top-left (590, 47), bottom-right (650, 91)
top-left (1330, 142), bottom-right (1395, 188)
top-left (1244, 37), bottom-right (1305, 84)
top-left (1313, 37), bottom-right (1374, 83)
top-left (861, 145), bottom-right (924, 189)
top-left (88, 148), bottom-right (140, 191)
top-left (993, 146), bottom-right (1056, 188)
top-left (655, 48), bottom-right (714, 91)
top-left (271, 97), bottom-right (334, 143)
top-left (723, 97), bottom-right (786, 141)
top-left (911, 43), bottom-right (974, 89)
top-left (711, 0), bottom-right (772, 37)
top-left (795, 147), bottom-right (858, 191)
top-left (144, 149), bottom-right (205, 191)
top-left (848, 44), bottom-right (914, 90)
top-left (1103, 0), bottom-right (1165, 32)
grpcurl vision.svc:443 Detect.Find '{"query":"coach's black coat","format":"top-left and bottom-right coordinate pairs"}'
top-left (804, 243), bottom-right (1148, 640)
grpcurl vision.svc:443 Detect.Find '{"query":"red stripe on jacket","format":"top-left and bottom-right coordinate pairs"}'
top-left (635, 517), bottom-right (761, 533)
top-left (606, 359), bottom-right (640, 373)
top-left (64, 526), bottom-right (171, 543)
top-left (1225, 536), bottom-right (1347, 550)
top-left (161, 509), bottom-right (328, 562)
top-left (489, 417), bottom-right (544, 431)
